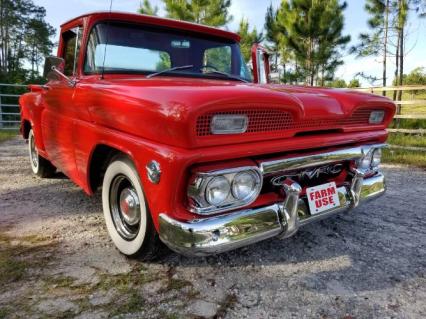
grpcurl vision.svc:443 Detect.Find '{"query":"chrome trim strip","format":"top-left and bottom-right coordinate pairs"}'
top-left (159, 172), bottom-right (386, 256)
top-left (259, 144), bottom-right (387, 175)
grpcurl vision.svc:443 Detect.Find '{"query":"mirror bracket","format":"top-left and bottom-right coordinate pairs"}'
top-left (51, 66), bottom-right (77, 87)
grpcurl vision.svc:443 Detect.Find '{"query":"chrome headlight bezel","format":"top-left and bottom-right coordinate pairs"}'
top-left (187, 166), bottom-right (262, 215)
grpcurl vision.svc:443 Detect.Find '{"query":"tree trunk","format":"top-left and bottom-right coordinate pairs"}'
top-left (382, 0), bottom-right (390, 96)
top-left (397, 25), bottom-right (404, 102)
top-left (283, 63), bottom-right (286, 84)
top-left (393, 35), bottom-right (400, 101)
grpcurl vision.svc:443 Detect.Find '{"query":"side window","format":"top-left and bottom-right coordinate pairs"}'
top-left (203, 46), bottom-right (231, 73)
top-left (62, 27), bottom-right (83, 76)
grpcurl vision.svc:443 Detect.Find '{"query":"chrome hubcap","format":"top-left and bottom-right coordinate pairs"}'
top-left (110, 175), bottom-right (141, 240)
top-left (30, 133), bottom-right (38, 168)
top-left (119, 188), bottom-right (140, 226)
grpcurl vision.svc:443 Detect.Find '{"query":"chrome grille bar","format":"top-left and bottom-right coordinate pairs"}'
top-left (259, 144), bottom-right (387, 175)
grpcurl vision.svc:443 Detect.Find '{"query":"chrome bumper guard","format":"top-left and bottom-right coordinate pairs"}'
top-left (159, 145), bottom-right (387, 256)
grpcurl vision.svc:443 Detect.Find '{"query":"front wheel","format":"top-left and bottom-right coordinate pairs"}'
top-left (28, 129), bottom-right (56, 177)
top-left (102, 156), bottom-right (163, 260)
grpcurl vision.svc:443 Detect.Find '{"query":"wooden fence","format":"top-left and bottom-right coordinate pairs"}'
top-left (354, 85), bottom-right (426, 152)
top-left (354, 85), bottom-right (426, 133)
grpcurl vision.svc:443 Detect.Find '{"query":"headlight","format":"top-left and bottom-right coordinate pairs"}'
top-left (211, 114), bottom-right (248, 134)
top-left (369, 111), bottom-right (385, 124)
top-left (371, 148), bottom-right (382, 167)
top-left (205, 176), bottom-right (230, 205)
top-left (232, 171), bottom-right (258, 200)
top-left (187, 167), bottom-right (262, 215)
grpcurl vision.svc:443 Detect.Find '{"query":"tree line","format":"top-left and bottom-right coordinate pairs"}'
top-left (0, 0), bottom-right (55, 84)
top-left (0, 0), bottom-right (424, 87)
top-left (351, 0), bottom-right (425, 97)
top-left (140, 0), bottom-right (424, 88)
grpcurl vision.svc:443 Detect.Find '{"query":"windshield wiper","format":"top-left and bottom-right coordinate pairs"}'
top-left (203, 70), bottom-right (250, 83)
top-left (146, 65), bottom-right (194, 78)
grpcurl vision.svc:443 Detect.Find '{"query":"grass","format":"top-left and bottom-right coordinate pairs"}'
top-left (0, 233), bottom-right (57, 286)
top-left (378, 89), bottom-right (426, 168)
top-left (384, 130), bottom-right (426, 168)
top-left (383, 148), bottom-right (426, 168)
top-left (0, 130), bottom-right (18, 143)
top-left (401, 104), bottom-right (426, 115)
top-left (387, 133), bottom-right (426, 148)
top-left (0, 250), bottom-right (27, 285)
top-left (110, 290), bottom-right (145, 316)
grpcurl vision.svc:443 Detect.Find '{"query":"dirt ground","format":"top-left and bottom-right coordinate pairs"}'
top-left (0, 137), bottom-right (425, 319)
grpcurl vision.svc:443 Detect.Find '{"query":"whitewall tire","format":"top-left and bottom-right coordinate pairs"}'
top-left (28, 129), bottom-right (56, 177)
top-left (102, 156), bottom-right (163, 259)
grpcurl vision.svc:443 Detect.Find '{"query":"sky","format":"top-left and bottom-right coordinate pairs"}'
top-left (36, 0), bottom-right (426, 86)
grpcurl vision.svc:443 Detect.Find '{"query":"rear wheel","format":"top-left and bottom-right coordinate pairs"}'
top-left (102, 156), bottom-right (163, 260)
top-left (28, 129), bottom-right (56, 178)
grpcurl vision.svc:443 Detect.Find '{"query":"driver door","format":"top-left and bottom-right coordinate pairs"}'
top-left (41, 25), bottom-right (83, 180)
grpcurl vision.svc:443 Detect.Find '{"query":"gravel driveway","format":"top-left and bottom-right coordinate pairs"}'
top-left (0, 137), bottom-right (425, 319)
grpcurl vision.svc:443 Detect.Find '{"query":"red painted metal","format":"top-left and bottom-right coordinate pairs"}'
top-left (19, 13), bottom-right (396, 230)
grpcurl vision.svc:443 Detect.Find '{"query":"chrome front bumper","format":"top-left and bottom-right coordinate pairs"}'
top-left (159, 144), bottom-right (387, 256)
top-left (159, 172), bottom-right (386, 257)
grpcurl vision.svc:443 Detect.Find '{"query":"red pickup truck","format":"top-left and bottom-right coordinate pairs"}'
top-left (19, 12), bottom-right (395, 259)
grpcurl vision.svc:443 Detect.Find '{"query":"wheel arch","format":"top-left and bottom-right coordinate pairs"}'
top-left (87, 143), bottom-right (144, 194)
top-left (21, 119), bottom-right (32, 139)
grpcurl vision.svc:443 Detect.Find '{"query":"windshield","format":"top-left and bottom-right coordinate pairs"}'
top-left (84, 22), bottom-right (252, 82)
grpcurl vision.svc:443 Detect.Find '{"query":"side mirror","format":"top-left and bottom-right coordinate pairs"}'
top-left (43, 56), bottom-right (65, 80)
top-left (251, 44), bottom-right (271, 84)
top-left (43, 56), bottom-right (76, 87)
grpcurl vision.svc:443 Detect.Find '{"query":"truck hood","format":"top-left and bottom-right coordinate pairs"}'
top-left (81, 76), bottom-right (395, 148)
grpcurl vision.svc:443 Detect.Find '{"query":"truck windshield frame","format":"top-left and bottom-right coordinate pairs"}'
top-left (83, 21), bottom-right (253, 82)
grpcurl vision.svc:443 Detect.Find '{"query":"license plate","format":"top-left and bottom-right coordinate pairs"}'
top-left (306, 182), bottom-right (340, 215)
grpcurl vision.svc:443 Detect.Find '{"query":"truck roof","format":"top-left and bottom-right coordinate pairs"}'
top-left (60, 11), bottom-right (241, 42)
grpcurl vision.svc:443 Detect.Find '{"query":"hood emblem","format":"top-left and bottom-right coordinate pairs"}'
top-left (271, 164), bottom-right (343, 186)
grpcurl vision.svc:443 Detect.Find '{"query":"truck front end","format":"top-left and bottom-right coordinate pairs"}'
top-left (155, 102), bottom-right (394, 256)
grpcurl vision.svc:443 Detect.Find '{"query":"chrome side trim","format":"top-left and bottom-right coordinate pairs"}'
top-left (259, 144), bottom-right (387, 175)
top-left (159, 173), bottom-right (386, 257)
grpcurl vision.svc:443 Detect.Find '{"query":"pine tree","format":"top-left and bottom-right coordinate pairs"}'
top-left (138, 0), bottom-right (159, 16)
top-left (274, 0), bottom-right (350, 85)
top-left (24, 6), bottom-right (55, 80)
top-left (350, 0), bottom-right (391, 95)
top-left (0, 0), bottom-right (55, 83)
top-left (163, 0), bottom-right (232, 27)
top-left (237, 18), bottom-right (263, 62)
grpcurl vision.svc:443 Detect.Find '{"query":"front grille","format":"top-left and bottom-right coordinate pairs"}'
top-left (196, 109), bottom-right (293, 136)
top-left (196, 107), bottom-right (380, 136)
